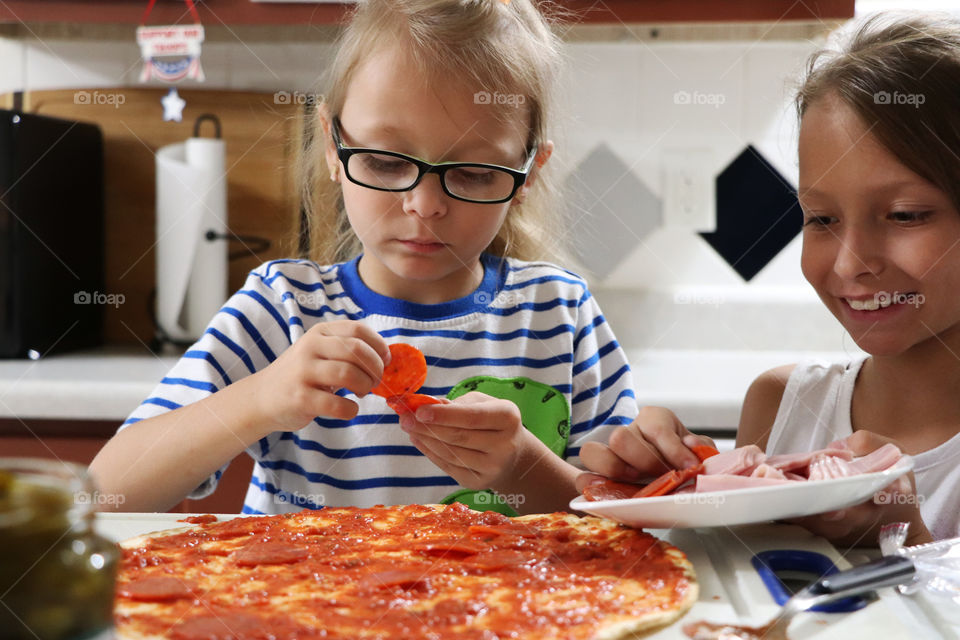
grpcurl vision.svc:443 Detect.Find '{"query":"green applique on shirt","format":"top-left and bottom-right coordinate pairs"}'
top-left (439, 376), bottom-right (571, 517)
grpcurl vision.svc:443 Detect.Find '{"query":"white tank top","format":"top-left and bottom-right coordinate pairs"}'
top-left (767, 356), bottom-right (960, 541)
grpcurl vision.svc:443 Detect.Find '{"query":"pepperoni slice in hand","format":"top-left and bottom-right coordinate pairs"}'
top-left (632, 470), bottom-right (684, 498)
top-left (691, 445), bottom-right (720, 462)
top-left (372, 343), bottom-right (429, 398)
top-left (632, 465), bottom-right (704, 498)
top-left (373, 344), bottom-right (440, 416)
top-left (387, 393), bottom-right (442, 415)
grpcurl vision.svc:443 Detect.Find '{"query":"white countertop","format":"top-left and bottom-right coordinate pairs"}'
top-left (94, 512), bottom-right (952, 639)
top-left (0, 346), bottom-right (860, 429)
top-left (0, 347), bottom-right (179, 422)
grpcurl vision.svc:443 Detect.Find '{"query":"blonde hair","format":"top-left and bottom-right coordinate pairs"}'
top-left (297, 0), bottom-right (568, 266)
top-left (796, 12), bottom-right (960, 211)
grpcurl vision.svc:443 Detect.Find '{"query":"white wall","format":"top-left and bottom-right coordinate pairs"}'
top-left (0, 25), bottom-right (854, 353)
top-left (555, 37), bottom-right (850, 351)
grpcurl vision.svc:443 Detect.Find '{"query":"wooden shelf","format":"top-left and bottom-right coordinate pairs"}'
top-left (0, 0), bottom-right (854, 26)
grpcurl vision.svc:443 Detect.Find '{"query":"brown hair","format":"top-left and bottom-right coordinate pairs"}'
top-left (796, 12), bottom-right (960, 211)
top-left (296, 0), bottom-right (569, 266)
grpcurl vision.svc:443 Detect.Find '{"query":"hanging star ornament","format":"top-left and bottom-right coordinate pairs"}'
top-left (138, 0), bottom-right (204, 121)
top-left (161, 87), bottom-right (186, 122)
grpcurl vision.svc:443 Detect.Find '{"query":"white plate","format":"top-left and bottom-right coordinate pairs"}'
top-left (570, 456), bottom-right (915, 529)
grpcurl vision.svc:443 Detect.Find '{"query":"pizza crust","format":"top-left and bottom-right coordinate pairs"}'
top-left (592, 547), bottom-right (699, 640)
top-left (509, 512), bottom-right (698, 639)
top-left (118, 524), bottom-right (200, 550)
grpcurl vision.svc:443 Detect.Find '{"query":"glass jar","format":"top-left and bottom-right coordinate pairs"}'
top-left (0, 458), bottom-right (117, 640)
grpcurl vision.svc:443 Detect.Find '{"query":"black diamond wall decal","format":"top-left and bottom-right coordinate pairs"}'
top-left (700, 145), bottom-right (802, 281)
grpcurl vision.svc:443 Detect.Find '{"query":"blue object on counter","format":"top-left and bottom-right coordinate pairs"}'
top-left (752, 550), bottom-right (869, 613)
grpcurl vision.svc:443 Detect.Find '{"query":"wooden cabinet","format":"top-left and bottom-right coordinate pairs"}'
top-left (0, 1), bottom-right (854, 25)
top-left (3, 88), bottom-right (301, 347)
top-left (1, 419), bottom-right (254, 513)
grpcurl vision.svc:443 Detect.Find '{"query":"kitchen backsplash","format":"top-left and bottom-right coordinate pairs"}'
top-left (0, 22), bottom-right (854, 352)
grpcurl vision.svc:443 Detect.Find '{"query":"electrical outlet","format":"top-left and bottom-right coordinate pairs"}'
top-left (661, 148), bottom-right (716, 232)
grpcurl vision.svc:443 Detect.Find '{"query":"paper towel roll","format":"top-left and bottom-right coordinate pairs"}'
top-left (155, 137), bottom-right (228, 342)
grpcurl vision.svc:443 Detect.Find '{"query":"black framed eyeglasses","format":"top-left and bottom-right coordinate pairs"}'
top-left (331, 117), bottom-right (537, 204)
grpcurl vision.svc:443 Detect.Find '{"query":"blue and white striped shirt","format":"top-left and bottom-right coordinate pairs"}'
top-left (123, 253), bottom-right (638, 514)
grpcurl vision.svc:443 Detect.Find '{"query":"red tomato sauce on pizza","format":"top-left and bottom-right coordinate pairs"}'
top-left (115, 503), bottom-right (696, 640)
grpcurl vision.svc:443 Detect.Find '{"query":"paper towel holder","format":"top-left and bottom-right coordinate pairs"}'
top-left (193, 113), bottom-right (221, 139)
top-left (149, 112), bottom-right (272, 353)
top-left (150, 112), bottom-right (227, 353)
top-left (193, 112), bottom-right (270, 258)
top-left (192, 114), bottom-right (270, 259)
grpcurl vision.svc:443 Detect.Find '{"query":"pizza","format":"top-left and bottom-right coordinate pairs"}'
top-left (114, 503), bottom-right (696, 639)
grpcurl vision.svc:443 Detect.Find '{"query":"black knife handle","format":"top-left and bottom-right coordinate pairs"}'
top-left (809, 555), bottom-right (915, 597)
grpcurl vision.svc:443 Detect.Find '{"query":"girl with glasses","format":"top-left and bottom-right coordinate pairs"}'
top-left (91, 0), bottom-right (640, 516)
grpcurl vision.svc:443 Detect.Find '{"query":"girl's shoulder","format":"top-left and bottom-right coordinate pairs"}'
top-left (245, 259), bottom-right (345, 293)
top-left (249, 257), bottom-right (339, 278)
top-left (738, 356), bottom-right (867, 450)
top-left (241, 259), bottom-right (357, 315)
top-left (498, 257), bottom-right (591, 298)
top-left (744, 357), bottom-right (867, 403)
top-left (738, 364), bottom-right (796, 449)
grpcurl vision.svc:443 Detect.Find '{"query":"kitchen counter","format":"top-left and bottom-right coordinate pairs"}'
top-left (0, 346), bottom-right (861, 428)
top-left (94, 512), bottom-right (955, 639)
top-left (0, 347), bottom-right (179, 422)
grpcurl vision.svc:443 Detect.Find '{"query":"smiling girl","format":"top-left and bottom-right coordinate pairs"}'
top-left (736, 13), bottom-right (960, 545)
top-left (580, 13), bottom-right (960, 545)
top-left (90, 0), bottom-right (639, 516)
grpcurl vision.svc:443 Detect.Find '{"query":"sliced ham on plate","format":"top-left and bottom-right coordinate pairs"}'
top-left (692, 443), bottom-right (903, 494)
top-left (584, 441), bottom-right (905, 502)
top-left (765, 446), bottom-right (854, 475)
top-left (846, 443), bottom-right (903, 475)
top-left (701, 445), bottom-right (766, 476)
top-left (808, 454), bottom-right (854, 481)
top-left (749, 463), bottom-right (789, 480)
top-left (696, 474), bottom-right (793, 492)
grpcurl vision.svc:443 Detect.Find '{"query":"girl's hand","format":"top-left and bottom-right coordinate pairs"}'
top-left (785, 430), bottom-right (932, 547)
top-left (399, 392), bottom-right (540, 491)
top-left (577, 406), bottom-right (716, 490)
top-left (248, 321), bottom-right (390, 434)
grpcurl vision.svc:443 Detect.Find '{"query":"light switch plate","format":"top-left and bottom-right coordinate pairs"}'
top-left (661, 147), bottom-right (716, 232)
